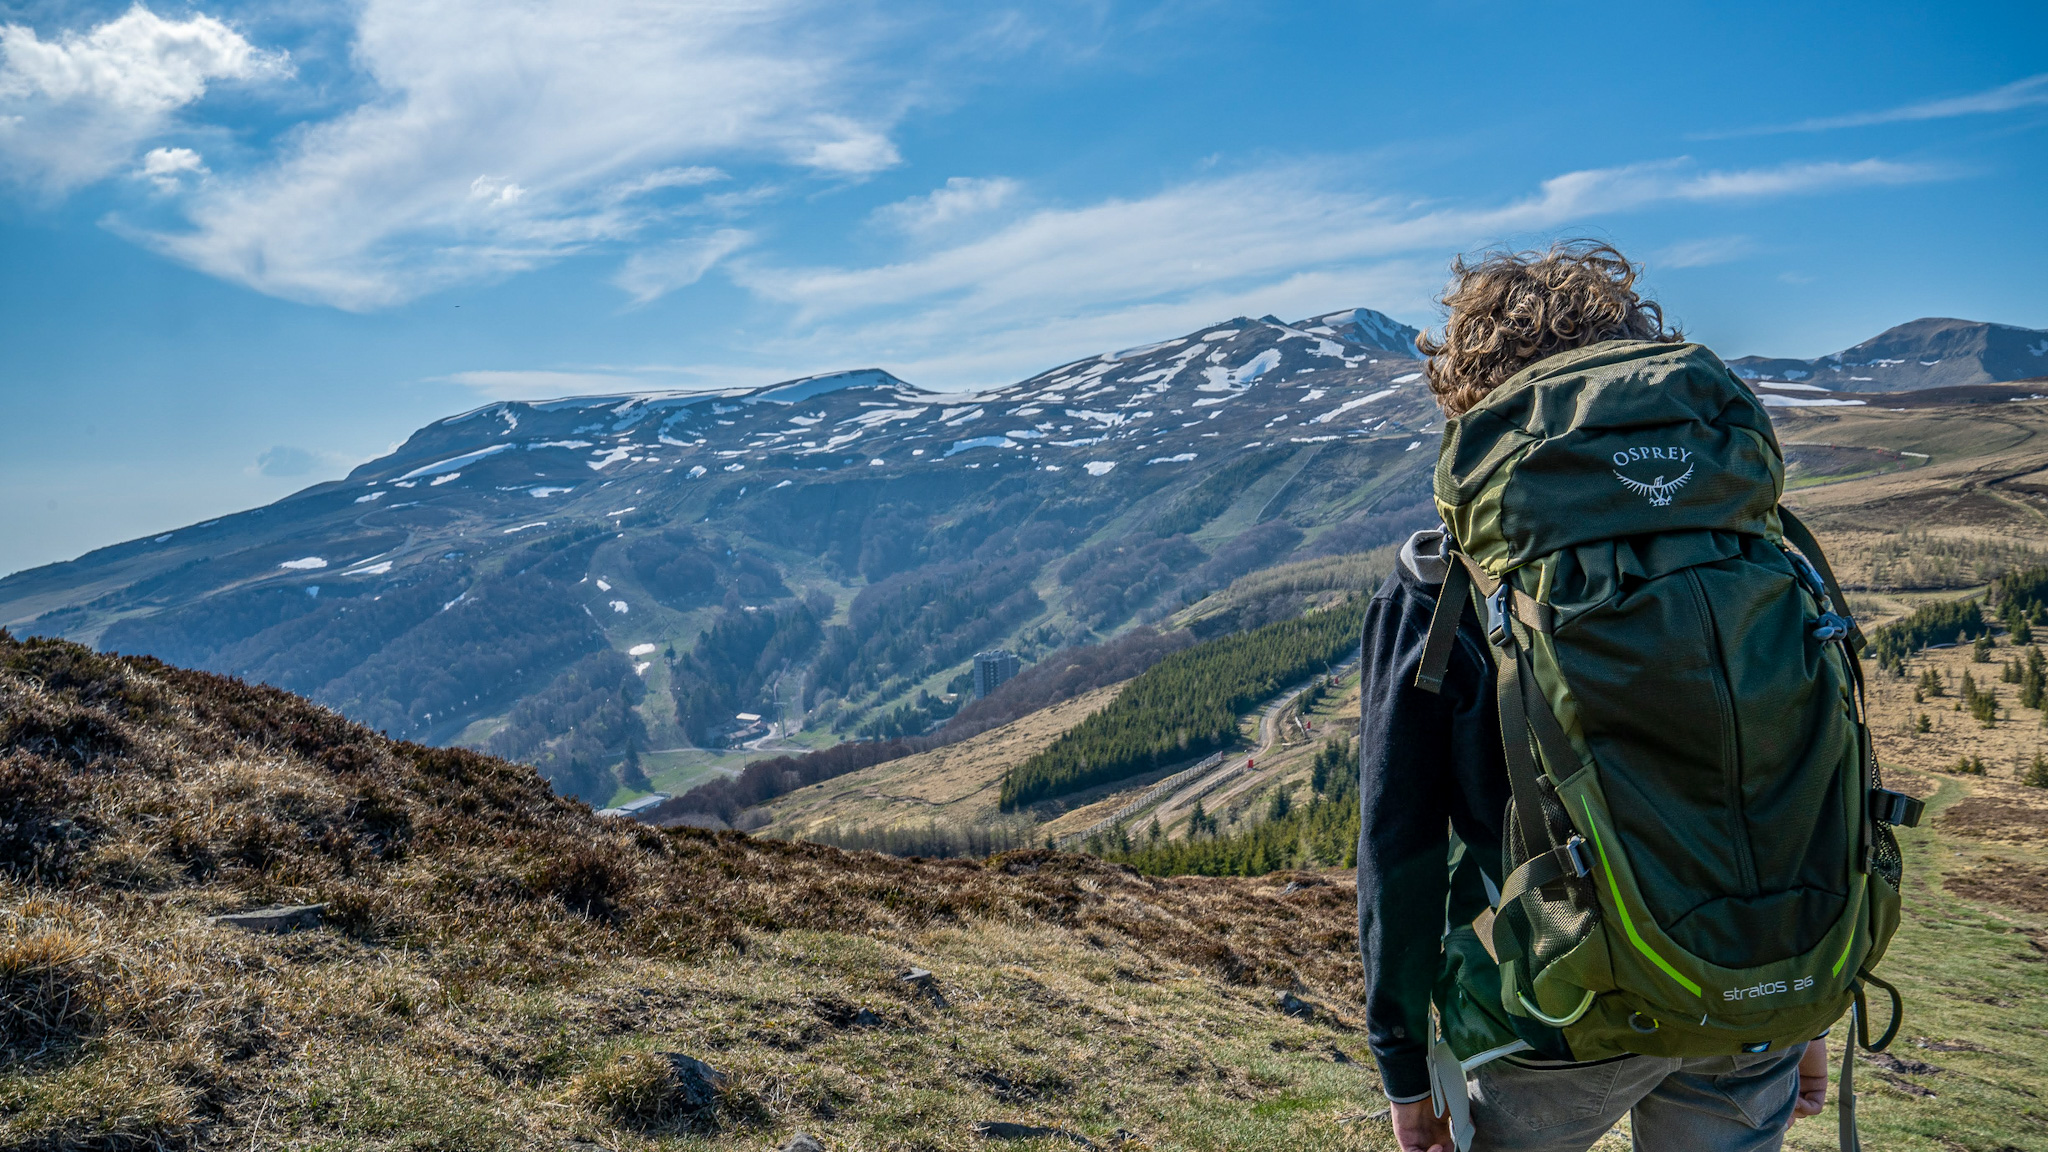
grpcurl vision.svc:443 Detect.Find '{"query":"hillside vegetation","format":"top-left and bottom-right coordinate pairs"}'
top-left (7, 312), bottom-right (1443, 809)
top-left (1000, 599), bottom-right (1367, 811)
top-left (0, 631), bottom-right (1402, 1151)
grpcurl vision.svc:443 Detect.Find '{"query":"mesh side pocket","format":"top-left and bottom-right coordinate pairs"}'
top-left (1871, 823), bottom-right (1902, 888)
top-left (1500, 784), bottom-right (1600, 976)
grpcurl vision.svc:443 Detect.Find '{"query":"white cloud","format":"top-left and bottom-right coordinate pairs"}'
top-left (740, 157), bottom-right (1939, 329)
top-left (797, 116), bottom-right (901, 174)
top-left (0, 5), bottom-right (283, 191)
top-left (1654, 235), bottom-right (1757, 269)
top-left (137, 144), bottom-right (206, 192)
top-left (711, 155), bottom-right (1945, 389)
top-left (422, 153), bottom-right (1950, 395)
top-left (124, 0), bottom-right (907, 310)
top-left (872, 175), bottom-right (1019, 236)
top-left (1708, 72), bottom-right (2048, 137)
top-left (614, 229), bottom-right (751, 305)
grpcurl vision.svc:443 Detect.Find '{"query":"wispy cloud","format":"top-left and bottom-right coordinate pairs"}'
top-left (738, 157), bottom-right (1941, 329)
top-left (1653, 235), bottom-right (1757, 269)
top-left (117, 0), bottom-right (918, 310)
top-left (614, 229), bottom-right (753, 305)
top-left (871, 176), bottom-right (1022, 238)
top-left (1701, 73), bottom-right (2048, 138)
top-left (691, 155), bottom-right (1941, 389)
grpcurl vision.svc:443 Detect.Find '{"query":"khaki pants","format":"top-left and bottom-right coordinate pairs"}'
top-left (1467, 1046), bottom-right (1804, 1152)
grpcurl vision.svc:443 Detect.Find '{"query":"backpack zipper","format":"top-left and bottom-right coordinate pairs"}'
top-left (1681, 566), bottom-right (1760, 896)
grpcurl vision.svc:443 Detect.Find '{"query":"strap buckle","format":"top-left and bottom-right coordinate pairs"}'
top-left (1870, 788), bottom-right (1924, 828)
top-left (1563, 835), bottom-right (1592, 878)
top-left (1813, 612), bottom-right (1853, 643)
top-left (1485, 584), bottom-right (1512, 647)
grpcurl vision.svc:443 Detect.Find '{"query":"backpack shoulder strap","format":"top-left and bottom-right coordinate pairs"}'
top-left (1414, 559), bottom-right (1473, 694)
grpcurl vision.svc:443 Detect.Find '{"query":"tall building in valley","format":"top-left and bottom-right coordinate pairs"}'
top-left (972, 649), bottom-right (1021, 699)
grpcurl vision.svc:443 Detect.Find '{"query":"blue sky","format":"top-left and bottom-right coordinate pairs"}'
top-left (1, 0), bottom-right (2042, 575)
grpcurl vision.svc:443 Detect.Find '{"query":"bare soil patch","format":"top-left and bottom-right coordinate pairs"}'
top-left (1944, 862), bottom-right (2048, 915)
top-left (1937, 793), bottom-right (2048, 844)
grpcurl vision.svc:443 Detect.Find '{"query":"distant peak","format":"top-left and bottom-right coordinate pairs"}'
top-left (750, 368), bottom-right (914, 405)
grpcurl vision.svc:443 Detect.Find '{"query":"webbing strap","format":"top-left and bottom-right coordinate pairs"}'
top-left (1491, 609), bottom-right (1561, 868)
top-left (1494, 839), bottom-right (1589, 908)
top-left (1415, 559), bottom-right (1472, 694)
top-left (1783, 503), bottom-right (1879, 871)
top-left (1858, 972), bottom-right (1903, 1052)
top-left (1781, 506), bottom-right (1866, 653)
top-left (1510, 593), bottom-right (1555, 635)
top-left (1839, 998), bottom-right (1860, 1152)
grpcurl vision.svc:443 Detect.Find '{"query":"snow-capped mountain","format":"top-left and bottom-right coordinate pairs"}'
top-left (1729, 317), bottom-right (2048, 392)
top-left (0, 309), bottom-right (1440, 799)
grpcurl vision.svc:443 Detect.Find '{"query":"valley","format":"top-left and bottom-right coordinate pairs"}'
top-left (0, 309), bottom-right (1442, 809)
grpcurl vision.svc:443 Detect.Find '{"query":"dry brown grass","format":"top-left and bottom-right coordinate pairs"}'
top-left (755, 683), bottom-right (1124, 839)
top-left (0, 633), bottom-right (1389, 1151)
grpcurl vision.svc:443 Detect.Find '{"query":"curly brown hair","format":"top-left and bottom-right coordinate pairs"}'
top-left (1416, 240), bottom-right (1683, 417)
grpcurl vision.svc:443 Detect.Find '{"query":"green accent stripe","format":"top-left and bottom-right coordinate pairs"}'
top-left (1580, 797), bottom-right (1704, 998)
top-left (1830, 920), bottom-right (1859, 978)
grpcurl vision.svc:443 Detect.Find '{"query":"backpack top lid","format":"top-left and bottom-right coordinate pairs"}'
top-left (1434, 340), bottom-right (1785, 573)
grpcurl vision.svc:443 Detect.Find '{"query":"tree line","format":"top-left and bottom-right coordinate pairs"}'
top-left (998, 597), bottom-right (1366, 811)
top-left (647, 625), bottom-right (1197, 825)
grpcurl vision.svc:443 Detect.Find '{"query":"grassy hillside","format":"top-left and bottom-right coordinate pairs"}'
top-left (0, 631), bottom-right (1405, 1151)
top-left (1778, 389), bottom-right (2048, 591)
top-left (753, 683), bottom-right (1125, 840)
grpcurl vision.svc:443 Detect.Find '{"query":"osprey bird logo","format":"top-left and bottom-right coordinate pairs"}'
top-left (1610, 446), bottom-right (1697, 507)
top-left (1613, 465), bottom-right (1694, 507)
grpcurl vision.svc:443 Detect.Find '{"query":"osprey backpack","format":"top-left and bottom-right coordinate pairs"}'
top-left (1412, 339), bottom-right (1921, 1149)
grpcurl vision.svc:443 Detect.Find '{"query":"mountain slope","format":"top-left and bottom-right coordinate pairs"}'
top-left (6, 583), bottom-right (2048, 1150)
top-left (0, 630), bottom-right (1384, 1151)
top-left (0, 309), bottom-right (1438, 803)
top-left (1729, 317), bottom-right (2048, 392)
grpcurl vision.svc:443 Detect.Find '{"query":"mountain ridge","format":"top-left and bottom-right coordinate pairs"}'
top-left (0, 307), bottom-right (1438, 804)
top-left (6, 306), bottom-right (2037, 809)
top-left (1729, 316), bottom-right (2048, 392)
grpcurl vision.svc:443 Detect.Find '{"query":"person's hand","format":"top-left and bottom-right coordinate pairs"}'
top-left (1391, 1097), bottom-right (1453, 1152)
top-left (1790, 1037), bottom-right (1829, 1123)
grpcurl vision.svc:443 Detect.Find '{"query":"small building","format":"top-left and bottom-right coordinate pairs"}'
top-left (596, 792), bottom-right (671, 820)
top-left (972, 649), bottom-right (1021, 700)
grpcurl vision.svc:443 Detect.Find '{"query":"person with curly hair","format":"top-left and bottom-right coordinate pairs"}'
top-left (1361, 242), bottom-right (1832, 1152)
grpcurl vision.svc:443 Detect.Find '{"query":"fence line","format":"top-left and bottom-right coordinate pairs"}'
top-left (1061, 751), bottom-right (1227, 846)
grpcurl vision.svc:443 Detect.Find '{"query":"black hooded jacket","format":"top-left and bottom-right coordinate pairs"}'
top-left (1355, 527), bottom-right (1513, 1102)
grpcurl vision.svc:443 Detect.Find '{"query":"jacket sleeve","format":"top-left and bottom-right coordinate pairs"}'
top-left (1356, 581), bottom-right (1464, 1103)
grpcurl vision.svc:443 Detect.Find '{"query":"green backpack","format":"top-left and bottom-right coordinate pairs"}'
top-left (1414, 340), bottom-right (1922, 1148)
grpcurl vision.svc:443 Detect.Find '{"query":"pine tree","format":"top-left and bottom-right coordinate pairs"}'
top-left (2025, 752), bottom-right (2048, 788)
top-left (1267, 784), bottom-right (1293, 823)
top-left (1916, 712), bottom-right (1932, 733)
top-left (1971, 684), bottom-right (1999, 727)
top-left (1974, 633), bottom-right (1996, 662)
